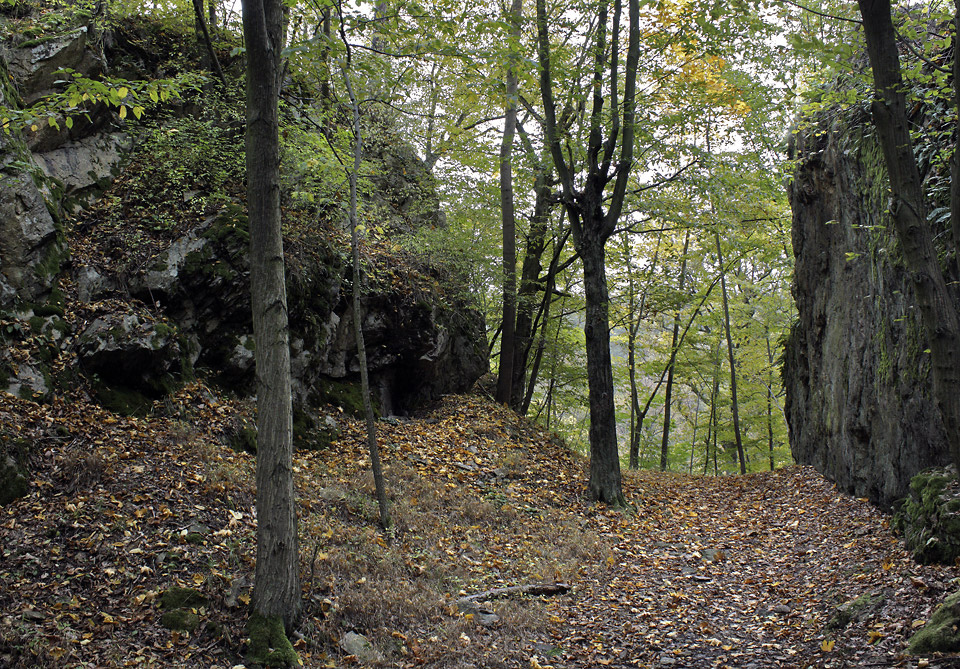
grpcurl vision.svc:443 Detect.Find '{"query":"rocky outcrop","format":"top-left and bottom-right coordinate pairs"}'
top-left (77, 310), bottom-right (188, 414)
top-left (113, 204), bottom-right (487, 415)
top-left (0, 26), bottom-right (124, 310)
top-left (0, 12), bottom-right (488, 420)
top-left (894, 466), bottom-right (960, 564)
top-left (783, 113), bottom-right (951, 508)
top-left (0, 172), bottom-right (62, 308)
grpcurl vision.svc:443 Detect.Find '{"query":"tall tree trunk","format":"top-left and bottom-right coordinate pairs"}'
top-left (581, 234), bottom-right (624, 505)
top-left (511, 167), bottom-right (553, 411)
top-left (341, 62), bottom-right (390, 530)
top-left (242, 0), bottom-right (301, 636)
top-left (625, 231), bottom-right (660, 470)
top-left (688, 394), bottom-right (700, 475)
top-left (766, 332), bottom-right (776, 471)
top-left (495, 0), bottom-right (522, 406)
top-left (952, 0), bottom-right (960, 272)
top-left (715, 230), bottom-right (746, 474)
top-left (660, 230), bottom-right (690, 471)
top-left (537, 0), bottom-right (640, 505)
top-left (858, 0), bottom-right (960, 471)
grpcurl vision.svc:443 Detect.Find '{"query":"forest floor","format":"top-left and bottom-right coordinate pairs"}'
top-left (1, 386), bottom-right (959, 669)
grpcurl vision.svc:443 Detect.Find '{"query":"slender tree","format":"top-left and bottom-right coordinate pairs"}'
top-left (242, 0), bottom-right (301, 650)
top-left (495, 0), bottom-right (523, 406)
top-left (857, 0), bottom-right (960, 471)
top-left (339, 21), bottom-right (391, 530)
top-left (660, 230), bottom-right (690, 471)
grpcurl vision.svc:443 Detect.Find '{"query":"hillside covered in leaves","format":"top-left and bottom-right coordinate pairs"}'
top-left (2, 387), bottom-right (957, 668)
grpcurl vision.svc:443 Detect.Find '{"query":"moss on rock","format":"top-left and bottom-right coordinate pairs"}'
top-left (314, 378), bottom-right (379, 419)
top-left (159, 587), bottom-right (207, 611)
top-left (160, 608), bottom-right (200, 632)
top-left (246, 612), bottom-right (299, 667)
top-left (909, 590), bottom-right (960, 654)
top-left (895, 467), bottom-right (960, 564)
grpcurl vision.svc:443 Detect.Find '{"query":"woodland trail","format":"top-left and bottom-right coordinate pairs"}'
top-left (545, 468), bottom-right (960, 669)
top-left (1, 389), bottom-right (959, 668)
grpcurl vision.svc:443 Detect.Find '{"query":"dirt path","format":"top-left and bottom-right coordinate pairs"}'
top-left (542, 467), bottom-right (960, 669)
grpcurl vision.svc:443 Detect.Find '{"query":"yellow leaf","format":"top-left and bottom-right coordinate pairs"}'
top-left (117, 86), bottom-right (129, 99)
top-left (118, 105), bottom-right (127, 120)
top-left (821, 639), bottom-right (835, 652)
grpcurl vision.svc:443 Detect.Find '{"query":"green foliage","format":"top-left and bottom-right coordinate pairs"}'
top-left (99, 88), bottom-right (245, 233)
top-left (1, 68), bottom-right (205, 135)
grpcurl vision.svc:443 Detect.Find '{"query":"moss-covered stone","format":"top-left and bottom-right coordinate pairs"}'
top-left (227, 417), bottom-right (258, 454)
top-left (94, 384), bottom-right (153, 417)
top-left (292, 406), bottom-right (339, 451)
top-left (0, 454), bottom-right (29, 506)
top-left (159, 587), bottom-right (208, 611)
top-left (895, 467), bottom-right (960, 564)
top-left (160, 609), bottom-right (200, 632)
top-left (909, 590), bottom-right (960, 654)
top-left (314, 378), bottom-right (379, 419)
top-left (246, 612), bottom-right (299, 667)
top-left (826, 592), bottom-right (884, 631)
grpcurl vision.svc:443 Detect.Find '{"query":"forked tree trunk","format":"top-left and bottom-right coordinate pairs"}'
top-left (242, 0), bottom-right (301, 633)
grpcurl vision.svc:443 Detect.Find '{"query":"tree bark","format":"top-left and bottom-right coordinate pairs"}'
top-left (242, 0), bottom-right (301, 633)
top-left (511, 166), bottom-right (553, 411)
top-left (858, 0), bottom-right (960, 472)
top-left (581, 235), bottom-right (624, 505)
top-left (495, 0), bottom-right (522, 406)
top-left (660, 230), bottom-right (690, 471)
top-left (341, 62), bottom-right (390, 530)
top-left (716, 230), bottom-right (746, 475)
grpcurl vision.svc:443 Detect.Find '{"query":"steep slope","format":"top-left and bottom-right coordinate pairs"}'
top-left (0, 8), bottom-right (487, 437)
top-left (0, 385), bottom-right (954, 668)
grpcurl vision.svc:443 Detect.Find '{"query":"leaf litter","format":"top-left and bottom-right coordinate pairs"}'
top-left (1, 388), bottom-right (958, 668)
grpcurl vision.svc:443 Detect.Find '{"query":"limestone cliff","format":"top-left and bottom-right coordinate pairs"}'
top-left (784, 107), bottom-right (953, 508)
top-left (0, 11), bottom-right (487, 424)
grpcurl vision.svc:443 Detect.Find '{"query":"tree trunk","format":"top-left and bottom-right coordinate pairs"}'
top-left (341, 62), bottom-right (391, 530)
top-left (242, 0), bottom-right (301, 634)
top-left (536, 0), bottom-right (639, 505)
top-left (716, 230), bottom-right (746, 474)
top-left (511, 168), bottom-right (552, 411)
top-left (952, 0), bottom-right (960, 272)
top-left (859, 0), bottom-right (960, 472)
top-left (581, 234), bottom-right (625, 505)
top-left (766, 332), bottom-right (775, 471)
top-left (193, 0), bottom-right (226, 85)
top-left (495, 0), bottom-right (522, 406)
top-left (660, 230), bottom-right (690, 471)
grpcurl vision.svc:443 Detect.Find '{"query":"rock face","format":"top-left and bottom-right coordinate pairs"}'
top-left (0, 14), bottom-right (488, 420)
top-left (120, 205), bottom-right (487, 415)
top-left (783, 113), bottom-right (951, 508)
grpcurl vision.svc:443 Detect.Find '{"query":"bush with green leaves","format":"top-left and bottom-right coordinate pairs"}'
top-left (103, 88), bottom-right (245, 233)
